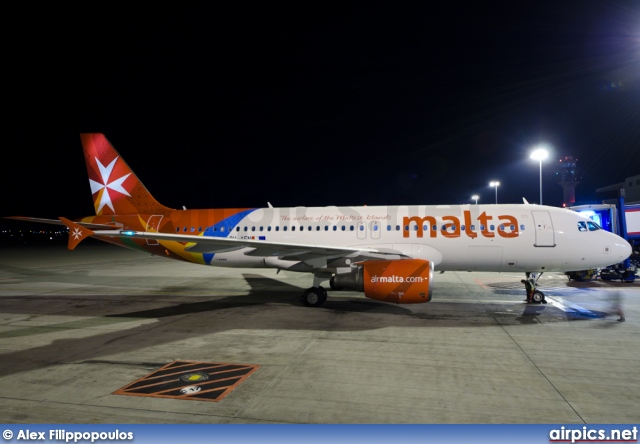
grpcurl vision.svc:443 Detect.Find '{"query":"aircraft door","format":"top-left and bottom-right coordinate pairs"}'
top-left (531, 210), bottom-right (555, 247)
top-left (370, 221), bottom-right (381, 239)
top-left (357, 221), bottom-right (367, 239)
top-left (146, 215), bottom-right (164, 245)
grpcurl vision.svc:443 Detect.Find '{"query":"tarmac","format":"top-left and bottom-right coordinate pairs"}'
top-left (0, 241), bottom-right (638, 424)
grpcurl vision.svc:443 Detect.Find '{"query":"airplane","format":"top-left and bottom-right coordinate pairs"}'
top-left (7, 133), bottom-right (632, 307)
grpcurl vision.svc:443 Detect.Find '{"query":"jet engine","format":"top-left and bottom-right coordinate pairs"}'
top-left (331, 259), bottom-right (433, 304)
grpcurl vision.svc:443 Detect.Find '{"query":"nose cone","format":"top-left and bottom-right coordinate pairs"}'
top-left (614, 238), bottom-right (632, 262)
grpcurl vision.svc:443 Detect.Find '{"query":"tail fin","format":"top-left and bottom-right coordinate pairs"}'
top-left (80, 133), bottom-right (173, 215)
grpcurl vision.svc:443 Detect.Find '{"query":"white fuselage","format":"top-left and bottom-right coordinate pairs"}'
top-left (194, 204), bottom-right (630, 273)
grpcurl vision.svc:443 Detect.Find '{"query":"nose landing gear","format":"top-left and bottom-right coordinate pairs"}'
top-left (522, 272), bottom-right (547, 304)
top-left (531, 290), bottom-right (546, 303)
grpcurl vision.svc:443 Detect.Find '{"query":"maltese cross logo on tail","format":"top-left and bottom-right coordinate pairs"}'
top-left (59, 217), bottom-right (95, 250)
top-left (89, 156), bottom-right (132, 214)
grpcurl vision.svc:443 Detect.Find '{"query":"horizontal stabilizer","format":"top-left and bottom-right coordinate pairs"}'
top-left (5, 216), bottom-right (122, 230)
top-left (59, 217), bottom-right (95, 250)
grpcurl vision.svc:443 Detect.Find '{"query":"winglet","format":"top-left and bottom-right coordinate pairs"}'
top-left (59, 217), bottom-right (95, 250)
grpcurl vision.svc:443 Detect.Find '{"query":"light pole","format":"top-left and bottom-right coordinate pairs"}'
top-left (530, 147), bottom-right (549, 205)
top-left (471, 195), bottom-right (479, 205)
top-left (489, 181), bottom-right (500, 204)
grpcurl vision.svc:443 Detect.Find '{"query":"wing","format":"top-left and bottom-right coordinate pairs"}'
top-left (105, 228), bottom-right (406, 260)
top-left (57, 218), bottom-right (411, 266)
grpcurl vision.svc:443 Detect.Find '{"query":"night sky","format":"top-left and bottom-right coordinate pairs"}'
top-left (4, 1), bottom-right (640, 221)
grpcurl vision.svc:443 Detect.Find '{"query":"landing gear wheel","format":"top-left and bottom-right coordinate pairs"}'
top-left (532, 290), bottom-right (545, 303)
top-left (300, 286), bottom-right (327, 307)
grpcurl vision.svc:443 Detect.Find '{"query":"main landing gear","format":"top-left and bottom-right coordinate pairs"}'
top-left (300, 272), bottom-right (334, 307)
top-left (300, 286), bottom-right (328, 307)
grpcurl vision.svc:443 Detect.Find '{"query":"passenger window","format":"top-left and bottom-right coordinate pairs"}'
top-left (350, 226), bottom-right (354, 231)
top-left (183, 227), bottom-right (187, 232)
top-left (275, 226), bottom-right (279, 231)
top-left (333, 226), bottom-right (337, 231)
top-left (490, 225), bottom-right (495, 230)
top-left (251, 226), bottom-right (255, 232)
top-left (292, 226), bottom-right (296, 231)
top-left (267, 226), bottom-right (271, 231)
top-left (300, 226), bottom-right (304, 231)
top-left (244, 227), bottom-right (248, 232)
top-left (342, 225), bottom-right (346, 231)
top-left (387, 225), bottom-right (391, 231)
top-left (283, 226), bottom-right (288, 231)
top-left (471, 225), bottom-right (476, 231)
top-left (317, 226), bottom-right (321, 231)
top-left (175, 227), bottom-right (180, 232)
top-left (520, 224), bottom-right (525, 231)
top-left (396, 225), bottom-right (400, 231)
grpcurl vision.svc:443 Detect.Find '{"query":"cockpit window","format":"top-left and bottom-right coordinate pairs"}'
top-left (587, 221), bottom-right (600, 231)
top-left (578, 221), bottom-right (601, 232)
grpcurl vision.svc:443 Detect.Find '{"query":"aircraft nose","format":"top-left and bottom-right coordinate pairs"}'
top-left (614, 239), bottom-right (632, 261)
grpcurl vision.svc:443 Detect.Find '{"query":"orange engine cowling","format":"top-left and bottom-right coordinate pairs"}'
top-left (331, 259), bottom-right (433, 304)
